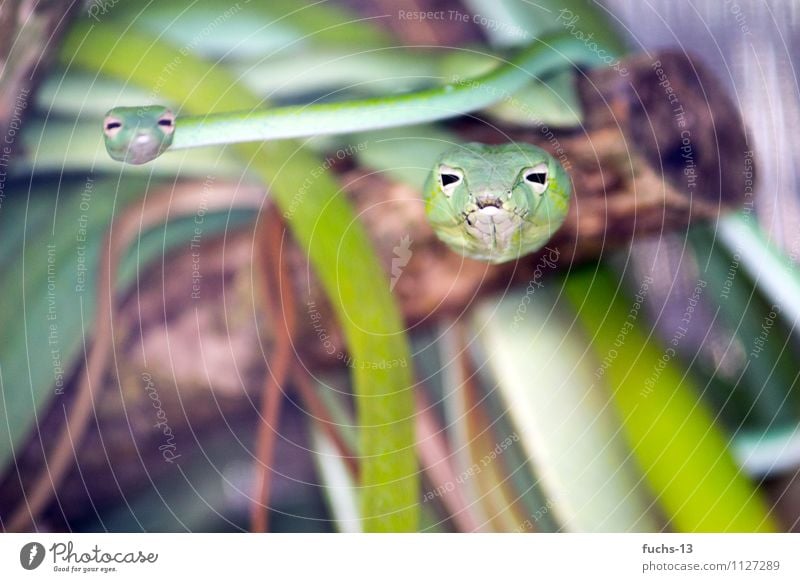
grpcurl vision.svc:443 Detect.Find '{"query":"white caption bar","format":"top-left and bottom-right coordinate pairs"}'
top-left (1, 533), bottom-right (798, 580)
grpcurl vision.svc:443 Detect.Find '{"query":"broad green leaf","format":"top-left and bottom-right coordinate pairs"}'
top-left (687, 217), bottom-right (800, 475)
top-left (352, 126), bottom-right (458, 190)
top-left (103, 0), bottom-right (391, 60)
top-left (469, 287), bottom-right (663, 532)
top-left (465, 0), bottom-right (627, 56)
top-left (483, 70), bottom-right (582, 128)
top-left (564, 264), bottom-right (777, 532)
top-left (0, 175), bottom-right (151, 470)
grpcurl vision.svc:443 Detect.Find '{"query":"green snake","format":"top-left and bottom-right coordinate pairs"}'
top-left (103, 35), bottom-right (585, 263)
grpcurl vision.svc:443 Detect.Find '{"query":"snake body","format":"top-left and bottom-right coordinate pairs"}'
top-left (103, 34), bottom-right (586, 262)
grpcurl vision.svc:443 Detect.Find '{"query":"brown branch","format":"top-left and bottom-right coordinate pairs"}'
top-left (415, 390), bottom-right (483, 532)
top-left (250, 206), bottom-right (297, 532)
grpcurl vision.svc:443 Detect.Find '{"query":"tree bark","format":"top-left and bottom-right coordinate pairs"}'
top-left (0, 0), bottom-right (80, 161)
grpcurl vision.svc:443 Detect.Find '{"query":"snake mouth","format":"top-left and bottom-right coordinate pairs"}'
top-left (476, 199), bottom-right (502, 209)
top-left (462, 205), bottom-right (526, 251)
top-left (462, 206), bottom-right (529, 227)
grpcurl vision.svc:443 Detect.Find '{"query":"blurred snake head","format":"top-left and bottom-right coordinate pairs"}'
top-left (424, 142), bottom-right (571, 264)
top-left (103, 106), bottom-right (175, 165)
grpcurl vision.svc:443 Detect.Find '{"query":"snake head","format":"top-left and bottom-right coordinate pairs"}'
top-left (424, 142), bottom-right (571, 264)
top-left (103, 106), bottom-right (175, 165)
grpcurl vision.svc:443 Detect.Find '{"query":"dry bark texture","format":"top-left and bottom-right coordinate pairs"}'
top-left (0, 0), bottom-right (78, 160)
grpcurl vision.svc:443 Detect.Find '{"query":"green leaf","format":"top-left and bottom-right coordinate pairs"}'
top-left (0, 175), bottom-right (151, 470)
top-left (310, 422), bottom-right (362, 533)
top-left (469, 287), bottom-right (663, 532)
top-left (483, 70), bottom-right (582, 128)
top-left (352, 126), bottom-right (458, 190)
top-left (564, 264), bottom-right (777, 532)
top-left (687, 216), bottom-right (800, 475)
top-left (104, 0), bottom-right (391, 60)
top-left (464, 0), bottom-right (627, 56)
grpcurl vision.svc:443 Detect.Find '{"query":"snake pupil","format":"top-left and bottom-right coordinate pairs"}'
top-left (441, 173), bottom-right (460, 186)
top-left (105, 121), bottom-right (122, 130)
top-left (525, 172), bottom-right (547, 184)
top-left (158, 118), bottom-right (173, 127)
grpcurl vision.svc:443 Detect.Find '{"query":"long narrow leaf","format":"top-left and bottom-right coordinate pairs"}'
top-left (564, 265), bottom-right (777, 532)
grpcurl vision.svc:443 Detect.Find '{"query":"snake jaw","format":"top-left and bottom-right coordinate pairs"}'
top-left (457, 188), bottom-right (540, 260)
top-left (463, 204), bottom-right (525, 252)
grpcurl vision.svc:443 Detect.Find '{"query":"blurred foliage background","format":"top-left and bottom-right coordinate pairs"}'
top-left (1, 0), bottom-right (799, 533)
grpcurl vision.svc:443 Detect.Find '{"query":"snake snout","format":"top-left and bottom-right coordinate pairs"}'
top-left (134, 131), bottom-right (155, 145)
top-left (117, 130), bottom-right (164, 165)
top-left (475, 192), bottom-right (502, 209)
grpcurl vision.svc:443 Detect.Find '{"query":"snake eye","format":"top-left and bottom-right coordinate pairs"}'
top-left (103, 117), bottom-right (123, 137)
top-left (523, 163), bottom-right (549, 194)
top-left (157, 111), bottom-right (176, 134)
top-left (439, 165), bottom-right (463, 197)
